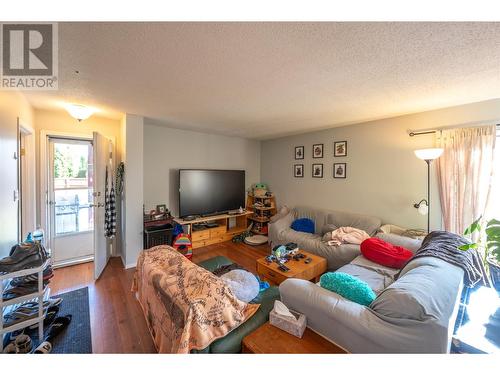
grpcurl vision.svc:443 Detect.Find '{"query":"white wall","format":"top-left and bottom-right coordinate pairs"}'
top-left (0, 92), bottom-right (34, 257)
top-left (261, 99), bottom-right (500, 231)
top-left (122, 114), bottom-right (144, 268)
top-left (143, 123), bottom-right (261, 216)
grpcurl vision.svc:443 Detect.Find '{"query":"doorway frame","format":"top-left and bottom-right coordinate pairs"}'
top-left (40, 130), bottom-right (94, 264)
top-left (39, 129), bottom-right (116, 268)
top-left (18, 119), bottom-right (36, 241)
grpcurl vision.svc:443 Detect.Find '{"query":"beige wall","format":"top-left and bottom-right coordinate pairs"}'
top-left (34, 108), bottom-right (123, 260)
top-left (0, 92), bottom-right (34, 257)
top-left (143, 123), bottom-right (261, 216)
top-left (261, 98), bottom-right (500, 231)
top-left (121, 114), bottom-right (144, 268)
top-left (34, 108), bottom-right (122, 225)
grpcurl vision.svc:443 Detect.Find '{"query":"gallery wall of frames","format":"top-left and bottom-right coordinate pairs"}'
top-left (293, 141), bottom-right (347, 179)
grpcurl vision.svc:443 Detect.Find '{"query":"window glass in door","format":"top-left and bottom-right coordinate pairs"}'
top-left (53, 141), bottom-right (94, 235)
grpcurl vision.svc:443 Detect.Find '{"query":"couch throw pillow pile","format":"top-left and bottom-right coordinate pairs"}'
top-left (360, 237), bottom-right (413, 269)
top-left (320, 272), bottom-right (376, 306)
top-left (220, 269), bottom-right (260, 303)
top-left (291, 218), bottom-right (315, 234)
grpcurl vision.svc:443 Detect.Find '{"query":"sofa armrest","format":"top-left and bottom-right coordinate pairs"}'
top-left (279, 278), bottom-right (449, 353)
top-left (268, 212), bottom-right (294, 245)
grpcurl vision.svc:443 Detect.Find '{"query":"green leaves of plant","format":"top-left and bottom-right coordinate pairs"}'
top-left (463, 216), bottom-right (482, 236)
top-left (458, 243), bottom-right (478, 251)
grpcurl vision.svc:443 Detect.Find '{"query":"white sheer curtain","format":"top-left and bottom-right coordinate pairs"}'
top-left (436, 125), bottom-right (497, 234)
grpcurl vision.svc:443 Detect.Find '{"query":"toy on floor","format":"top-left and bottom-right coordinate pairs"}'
top-left (172, 233), bottom-right (193, 260)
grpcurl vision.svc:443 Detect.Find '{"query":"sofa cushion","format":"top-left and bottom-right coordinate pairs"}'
top-left (320, 272), bottom-right (376, 306)
top-left (291, 218), bottom-right (315, 234)
top-left (326, 211), bottom-right (381, 236)
top-left (321, 223), bottom-right (338, 236)
top-left (361, 237), bottom-right (413, 269)
top-left (375, 233), bottom-right (422, 253)
top-left (370, 257), bottom-right (464, 321)
top-left (269, 205), bottom-right (290, 223)
top-left (337, 257), bottom-right (397, 295)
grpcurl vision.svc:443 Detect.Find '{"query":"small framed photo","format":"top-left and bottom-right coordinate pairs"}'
top-left (312, 163), bottom-right (323, 178)
top-left (294, 146), bottom-right (304, 160)
top-left (334, 141), bottom-right (347, 157)
top-left (312, 144), bottom-right (324, 158)
top-left (156, 204), bottom-right (167, 214)
top-left (294, 164), bottom-right (304, 178)
top-left (333, 163), bottom-right (347, 179)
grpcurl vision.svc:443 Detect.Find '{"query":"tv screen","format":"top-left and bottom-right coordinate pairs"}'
top-left (179, 169), bottom-right (246, 218)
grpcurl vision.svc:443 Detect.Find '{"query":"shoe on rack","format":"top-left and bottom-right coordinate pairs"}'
top-left (0, 243), bottom-right (47, 273)
top-left (11, 265), bottom-right (53, 286)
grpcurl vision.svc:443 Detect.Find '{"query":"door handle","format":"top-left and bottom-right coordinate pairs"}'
top-left (89, 203), bottom-right (104, 208)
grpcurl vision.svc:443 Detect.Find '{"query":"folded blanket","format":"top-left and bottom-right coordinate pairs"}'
top-left (396, 231), bottom-right (490, 288)
top-left (132, 245), bottom-right (259, 353)
top-left (325, 226), bottom-right (370, 246)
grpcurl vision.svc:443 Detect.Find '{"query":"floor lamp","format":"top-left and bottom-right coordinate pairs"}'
top-left (414, 148), bottom-right (444, 233)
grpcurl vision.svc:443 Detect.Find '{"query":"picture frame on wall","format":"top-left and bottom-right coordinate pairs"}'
top-left (312, 144), bottom-right (324, 158)
top-left (294, 146), bottom-right (304, 160)
top-left (294, 164), bottom-right (304, 178)
top-left (333, 163), bottom-right (347, 179)
top-left (334, 141), bottom-right (347, 157)
top-left (312, 163), bottom-right (323, 178)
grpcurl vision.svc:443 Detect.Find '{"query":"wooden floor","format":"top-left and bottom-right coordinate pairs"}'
top-left (50, 241), bottom-right (270, 353)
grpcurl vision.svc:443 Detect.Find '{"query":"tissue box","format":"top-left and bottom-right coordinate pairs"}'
top-left (269, 307), bottom-right (307, 338)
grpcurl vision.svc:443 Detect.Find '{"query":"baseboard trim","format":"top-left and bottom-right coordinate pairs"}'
top-left (52, 256), bottom-right (94, 269)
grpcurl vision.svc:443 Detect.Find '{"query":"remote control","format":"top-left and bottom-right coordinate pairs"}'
top-left (278, 264), bottom-right (289, 272)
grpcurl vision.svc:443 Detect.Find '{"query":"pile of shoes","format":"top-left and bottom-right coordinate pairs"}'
top-left (1, 241), bottom-right (71, 354)
top-left (1, 242), bottom-right (53, 303)
top-left (0, 242), bottom-right (49, 274)
top-left (3, 305), bottom-right (72, 354)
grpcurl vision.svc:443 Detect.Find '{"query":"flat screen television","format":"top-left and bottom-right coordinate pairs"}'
top-left (178, 169), bottom-right (246, 218)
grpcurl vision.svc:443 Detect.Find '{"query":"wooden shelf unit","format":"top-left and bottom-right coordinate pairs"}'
top-left (175, 211), bottom-right (252, 249)
top-left (246, 194), bottom-right (277, 235)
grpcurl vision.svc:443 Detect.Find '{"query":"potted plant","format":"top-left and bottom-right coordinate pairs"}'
top-left (460, 217), bottom-right (500, 291)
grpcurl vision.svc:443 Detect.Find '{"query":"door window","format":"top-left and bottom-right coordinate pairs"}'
top-left (52, 141), bottom-right (94, 235)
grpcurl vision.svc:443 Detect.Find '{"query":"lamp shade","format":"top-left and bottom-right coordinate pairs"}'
top-left (414, 148), bottom-right (443, 161)
top-left (66, 104), bottom-right (95, 122)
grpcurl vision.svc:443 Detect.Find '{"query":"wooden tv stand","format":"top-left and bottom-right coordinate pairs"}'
top-left (175, 211), bottom-right (253, 249)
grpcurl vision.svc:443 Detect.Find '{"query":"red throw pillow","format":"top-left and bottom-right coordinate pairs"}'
top-left (360, 237), bottom-right (413, 269)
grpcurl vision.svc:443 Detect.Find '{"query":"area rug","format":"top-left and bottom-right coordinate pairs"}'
top-left (3, 287), bottom-right (93, 353)
top-left (49, 286), bottom-right (92, 353)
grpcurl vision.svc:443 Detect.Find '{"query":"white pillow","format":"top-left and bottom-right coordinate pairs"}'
top-left (220, 270), bottom-right (260, 303)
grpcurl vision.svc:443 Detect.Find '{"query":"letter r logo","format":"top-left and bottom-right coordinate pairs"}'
top-left (2, 24), bottom-right (53, 76)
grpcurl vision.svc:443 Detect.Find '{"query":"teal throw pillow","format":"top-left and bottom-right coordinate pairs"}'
top-left (320, 272), bottom-right (376, 306)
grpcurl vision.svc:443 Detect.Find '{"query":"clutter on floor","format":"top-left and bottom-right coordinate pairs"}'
top-left (1, 238), bottom-right (73, 354)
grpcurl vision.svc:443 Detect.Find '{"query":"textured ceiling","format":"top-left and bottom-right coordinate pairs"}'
top-left (25, 22), bottom-right (500, 139)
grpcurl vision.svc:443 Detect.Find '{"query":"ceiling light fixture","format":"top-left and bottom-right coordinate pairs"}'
top-left (66, 104), bottom-right (95, 122)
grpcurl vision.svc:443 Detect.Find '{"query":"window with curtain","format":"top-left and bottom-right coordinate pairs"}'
top-left (485, 127), bottom-right (500, 220)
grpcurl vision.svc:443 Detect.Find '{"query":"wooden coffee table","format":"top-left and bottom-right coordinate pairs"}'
top-left (256, 250), bottom-right (327, 285)
top-left (242, 323), bottom-right (347, 354)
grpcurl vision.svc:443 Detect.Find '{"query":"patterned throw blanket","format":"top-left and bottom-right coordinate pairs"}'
top-left (132, 246), bottom-right (259, 353)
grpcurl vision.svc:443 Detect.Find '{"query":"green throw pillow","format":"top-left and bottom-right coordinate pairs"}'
top-left (320, 272), bottom-right (376, 306)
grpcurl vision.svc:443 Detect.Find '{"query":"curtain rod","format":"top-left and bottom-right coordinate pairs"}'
top-left (409, 123), bottom-right (500, 137)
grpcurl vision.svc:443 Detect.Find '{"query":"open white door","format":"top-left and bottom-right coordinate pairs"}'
top-left (93, 132), bottom-right (111, 279)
